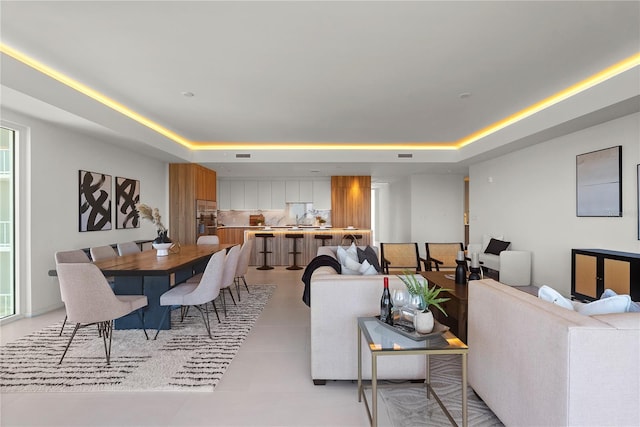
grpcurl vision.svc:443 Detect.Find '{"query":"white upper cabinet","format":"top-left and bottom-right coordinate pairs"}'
top-left (299, 181), bottom-right (313, 202)
top-left (313, 180), bottom-right (331, 209)
top-left (218, 180), bottom-right (231, 210)
top-left (271, 180), bottom-right (286, 208)
top-left (285, 180), bottom-right (300, 202)
top-left (258, 181), bottom-right (272, 209)
top-left (229, 181), bottom-right (245, 209)
top-left (244, 180), bottom-right (258, 210)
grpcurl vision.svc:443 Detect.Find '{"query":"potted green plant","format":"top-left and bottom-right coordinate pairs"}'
top-left (397, 271), bottom-right (450, 333)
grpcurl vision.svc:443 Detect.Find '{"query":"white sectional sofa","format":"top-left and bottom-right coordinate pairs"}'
top-left (467, 234), bottom-right (532, 286)
top-left (468, 279), bottom-right (640, 426)
top-left (309, 246), bottom-right (426, 383)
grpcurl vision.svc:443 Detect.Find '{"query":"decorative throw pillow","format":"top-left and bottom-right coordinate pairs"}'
top-left (359, 259), bottom-right (378, 275)
top-left (357, 246), bottom-right (382, 273)
top-left (601, 289), bottom-right (640, 312)
top-left (346, 242), bottom-right (359, 262)
top-left (538, 285), bottom-right (574, 310)
top-left (575, 295), bottom-right (631, 316)
top-left (484, 238), bottom-right (511, 255)
top-left (336, 246), bottom-right (349, 265)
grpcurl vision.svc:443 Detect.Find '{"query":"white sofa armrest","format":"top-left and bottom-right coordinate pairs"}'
top-left (498, 250), bottom-right (531, 286)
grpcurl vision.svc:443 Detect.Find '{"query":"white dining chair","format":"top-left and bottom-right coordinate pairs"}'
top-left (90, 245), bottom-right (118, 261)
top-left (154, 250), bottom-right (226, 340)
top-left (197, 235), bottom-right (220, 245)
top-left (56, 262), bottom-right (148, 364)
top-left (219, 245), bottom-right (241, 317)
top-left (54, 250), bottom-right (91, 336)
top-left (234, 239), bottom-right (254, 300)
top-left (117, 241), bottom-right (141, 256)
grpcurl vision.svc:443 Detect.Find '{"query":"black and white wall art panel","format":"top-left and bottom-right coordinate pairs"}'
top-left (116, 177), bottom-right (140, 229)
top-left (79, 170), bottom-right (112, 232)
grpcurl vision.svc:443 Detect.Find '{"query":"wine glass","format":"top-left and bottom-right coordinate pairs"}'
top-left (393, 289), bottom-right (409, 309)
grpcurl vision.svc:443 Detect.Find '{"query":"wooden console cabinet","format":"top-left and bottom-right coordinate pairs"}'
top-left (571, 249), bottom-right (640, 302)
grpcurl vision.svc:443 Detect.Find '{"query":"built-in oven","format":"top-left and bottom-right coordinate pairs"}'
top-left (196, 200), bottom-right (217, 238)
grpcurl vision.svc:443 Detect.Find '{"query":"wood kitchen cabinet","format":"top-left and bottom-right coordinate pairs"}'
top-left (169, 163), bottom-right (217, 245)
top-left (331, 176), bottom-right (371, 228)
top-left (571, 249), bottom-right (640, 302)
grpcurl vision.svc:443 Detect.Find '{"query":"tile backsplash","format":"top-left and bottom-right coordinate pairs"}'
top-left (218, 209), bottom-right (331, 227)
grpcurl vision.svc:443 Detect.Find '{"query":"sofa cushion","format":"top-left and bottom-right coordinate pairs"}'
top-left (359, 259), bottom-right (379, 275)
top-left (574, 295), bottom-right (631, 315)
top-left (538, 285), bottom-right (574, 310)
top-left (602, 289), bottom-right (640, 312)
top-left (484, 238), bottom-right (511, 255)
top-left (357, 246), bottom-right (382, 273)
top-left (342, 255), bottom-right (363, 275)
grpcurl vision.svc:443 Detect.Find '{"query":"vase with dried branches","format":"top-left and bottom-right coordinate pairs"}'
top-left (136, 203), bottom-right (172, 243)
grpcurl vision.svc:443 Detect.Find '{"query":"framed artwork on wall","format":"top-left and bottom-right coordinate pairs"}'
top-left (576, 145), bottom-right (622, 217)
top-left (115, 176), bottom-right (140, 229)
top-left (79, 170), bottom-right (112, 231)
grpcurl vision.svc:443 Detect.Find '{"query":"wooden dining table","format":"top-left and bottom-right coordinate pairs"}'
top-left (93, 243), bottom-right (235, 330)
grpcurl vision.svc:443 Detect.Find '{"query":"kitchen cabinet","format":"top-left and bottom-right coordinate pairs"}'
top-left (244, 180), bottom-right (258, 210)
top-left (258, 181), bottom-right (272, 209)
top-left (313, 180), bottom-right (331, 209)
top-left (331, 176), bottom-right (371, 228)
top-left (229, 181), bottom-right (245, 209)
top-left (169, 163), bottom-right (217, 245)
top-left (571, 249), bottom-right (640, 301)
top-left (271, 180), bottom-right (285, 208)
top-left (285, 180), bottom-right (300, 202)
top-left (218, 180), bottom-right (230, 210)
top-left (299, 181), bottom-right (313, 202)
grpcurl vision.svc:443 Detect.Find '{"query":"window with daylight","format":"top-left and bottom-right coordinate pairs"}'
top-left (0, 126), bottom-right (15, 318)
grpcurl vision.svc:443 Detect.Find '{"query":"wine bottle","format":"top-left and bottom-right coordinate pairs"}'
top-left (380, 277), bottom-right (394, 325)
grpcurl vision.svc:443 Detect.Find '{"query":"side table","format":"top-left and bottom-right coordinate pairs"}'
top-left (357, 317), bottom-right (468, 427)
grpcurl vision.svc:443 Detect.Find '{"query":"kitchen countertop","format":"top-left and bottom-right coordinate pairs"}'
top-left (219, 226), bottom-right (366, 230)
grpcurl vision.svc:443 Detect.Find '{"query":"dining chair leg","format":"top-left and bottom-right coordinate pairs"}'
top-left (226, 288), bottom-right (237, 306)
top-left (221, 291), bottom-right (227, 317)
top-left (135, 309), bottom-right (149, 340)
top-left (100, 320), bottom-right (113, 365)
top-left (241, 276), bottom-right (250, 294)
top-left (153, 306), bottom-right (172, 340)
top-left (195, 304), bottom-right (213, 339)
top-left (211, 300), bottom-right (221, 323)
top-left (59, 315), bottom-right (68, 336)
top-left (59, 323), bottom-right (81, 364)
top-left (235, 277), bottom-right (242, 302)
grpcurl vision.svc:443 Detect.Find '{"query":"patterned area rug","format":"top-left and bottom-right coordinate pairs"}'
top-left (380, 354), bottom-right (504, 426)
top-left (0, 285), bottom-right (275, 392)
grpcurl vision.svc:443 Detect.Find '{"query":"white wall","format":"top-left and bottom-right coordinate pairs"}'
top-left (3, 110), bottom-right (168, 317)
top-left (469, 112), bottom-right (640, 295)
top-left (376, 174), bottom-right (465, 257)
top-left (410, 174), bottom-right (466, 257)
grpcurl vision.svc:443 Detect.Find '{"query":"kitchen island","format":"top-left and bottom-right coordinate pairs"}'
top-left (240, 227), bottom-right (371, 266)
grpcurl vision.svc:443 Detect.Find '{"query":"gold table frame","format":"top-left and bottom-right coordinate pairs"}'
top-left (357, 317), bottom-right (468, 427)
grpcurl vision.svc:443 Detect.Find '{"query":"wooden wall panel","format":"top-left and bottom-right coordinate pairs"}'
top-left (169, 163), bottom-right (217, 245)
top-left (331, 176), bottom-right (371, 229)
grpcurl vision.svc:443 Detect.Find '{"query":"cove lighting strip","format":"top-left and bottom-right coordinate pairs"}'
top-left (1, 43), bottom-right (638, 151)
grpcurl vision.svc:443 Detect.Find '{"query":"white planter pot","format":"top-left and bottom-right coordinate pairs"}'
top-left (152, 242), bottom-right (173, 257)
top-left (413, 310), bottom-right (434, 334)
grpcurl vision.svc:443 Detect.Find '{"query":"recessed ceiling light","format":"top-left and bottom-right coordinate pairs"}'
top-left (181, 91), bottom-right (195, 97)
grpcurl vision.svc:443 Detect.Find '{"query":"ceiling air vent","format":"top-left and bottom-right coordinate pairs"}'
top-left (397, 153), bottom-right (413, 159)
top-left (235, 153), bottom-right (251, 159)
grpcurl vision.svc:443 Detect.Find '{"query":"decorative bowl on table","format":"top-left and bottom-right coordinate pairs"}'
top-left (152, 242), bottom-right (173, 256)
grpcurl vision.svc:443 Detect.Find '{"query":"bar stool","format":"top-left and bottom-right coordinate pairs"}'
top-left (342, 234), bottom-right (363, 246)
top-left (315, 234), bottom-right (332, 246)
top-left (285, 233), bottom-right (304, 270)
top-left (255, 233), bottom-right (275, 270)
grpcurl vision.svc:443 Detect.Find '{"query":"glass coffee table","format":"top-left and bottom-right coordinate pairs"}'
top-left (357, 317), bottom-right (468, 427)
